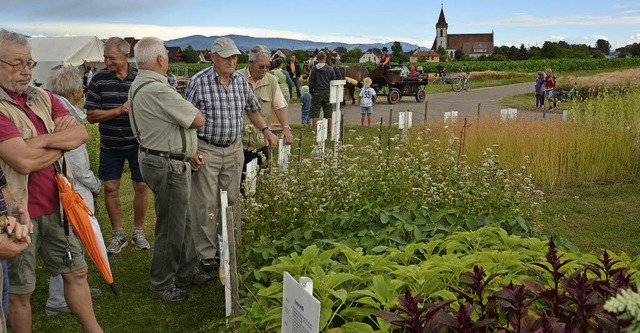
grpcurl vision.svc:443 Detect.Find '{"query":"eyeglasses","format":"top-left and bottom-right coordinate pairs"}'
top-left (0, 59), bottom-right (37, 71)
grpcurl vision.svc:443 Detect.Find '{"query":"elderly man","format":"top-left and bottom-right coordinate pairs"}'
top-left (237, 45), bottom-right (294, 192)
top-left (0, 29), bottom-right (105, 333)
top-left (186, 37), bottom-right (277, 273)
top-left (85, 37), bottom-right (150, 255)
top-left (128, 37), bottom-right (210, 302)
top-left (308, 51), bottom-right (336, 134)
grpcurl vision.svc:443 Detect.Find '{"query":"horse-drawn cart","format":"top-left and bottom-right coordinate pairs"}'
top-left (370, 65), bottom-right (428, 104)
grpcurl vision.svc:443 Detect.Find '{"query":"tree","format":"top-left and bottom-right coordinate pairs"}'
top-left (342, 47), bottom-right (363, 63)
top-left (391, 41), bottom-right (403, 59)
top-left (334, 46), bottom-right (347, 57)
top-left (454, 47), bottom-right (465, 61)
top-left (595, 39), bottom-right (611, 55)
top-left (182, 45), bottom-right (200, 63)
top-left (517, 44), bottom-right (529, 60)
top-left (540, 41), bottom-right (561, 59)
top-left (436, 45), bottom-right (447, 58)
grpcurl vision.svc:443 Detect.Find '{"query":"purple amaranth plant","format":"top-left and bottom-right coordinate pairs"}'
top-left (449, 265), bottom-right (500, 320)
top-left (372, 288), bottom-right (453, 332)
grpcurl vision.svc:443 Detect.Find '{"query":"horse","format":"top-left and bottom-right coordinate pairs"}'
top-left (340, 66), bottom-right (370, 104)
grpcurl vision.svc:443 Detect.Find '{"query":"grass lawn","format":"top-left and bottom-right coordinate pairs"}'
top-left (539, 181), bottom-right (640, 257)
top-left (31, 179), bottom-right (225, 332)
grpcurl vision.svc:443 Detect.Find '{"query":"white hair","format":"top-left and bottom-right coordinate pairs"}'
top-left (134, 37), bottom-right (166, 68)
top-left (0, 29), bottom-right (29, 52)
top-left (46, 65), bottom-right (82, 98)
top-left (248, 45), bottom-right (270, 62)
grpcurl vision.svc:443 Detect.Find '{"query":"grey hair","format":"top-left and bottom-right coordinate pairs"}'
top-left (104, 37), bottom-right (130, 55)
top-left (0, 29), bottom-right (29, 51)
top-left (134, 37), bottom-right (166, 68)
top-left (248, 45), bottom-right (270, 62)
top-left (46, 65), bottom-right (82, 98)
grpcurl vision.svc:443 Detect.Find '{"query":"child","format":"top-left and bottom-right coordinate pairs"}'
top-left (409, 65), bottom-right (418, 75)
top-left (417, 66), bottom-right (424, 74)
top-left (299, 85), bottom-right (312, 129)
top-left (535, 71), bottom-right (545, 110)
top-left (358, 77), bottom-right (376, 127)
top-left (544, 68), bottom-right (557, 110)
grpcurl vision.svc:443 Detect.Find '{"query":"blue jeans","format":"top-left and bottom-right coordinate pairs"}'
top-left (139, 152), bottom-right (198, 291)
top-left (292, 78), bottom-right (301, 99)
top-left (2, 260), bottom-right (8, 318)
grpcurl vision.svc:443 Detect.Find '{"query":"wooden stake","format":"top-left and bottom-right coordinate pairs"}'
top-left (423, 100), bottom-right (428, 125)
top-left (226, 206), bottom-right (240, 328)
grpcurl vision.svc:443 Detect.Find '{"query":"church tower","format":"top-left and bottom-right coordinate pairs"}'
top-left (435, 3), bottom-right (448, 50)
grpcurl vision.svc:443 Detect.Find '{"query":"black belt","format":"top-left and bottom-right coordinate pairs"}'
top-left (198, 137), bottom-right (232, 148)
top-left (140, 147), bottom-right (187, 161)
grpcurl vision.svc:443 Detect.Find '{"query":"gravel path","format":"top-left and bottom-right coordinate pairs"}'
top-left (286, 82), bottom-right (560, 126)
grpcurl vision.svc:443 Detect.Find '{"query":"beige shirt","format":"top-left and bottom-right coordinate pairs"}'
top-left (245, 70), bottom-right (287, 111)
top-left (128, 70), bottom-right (200, 158)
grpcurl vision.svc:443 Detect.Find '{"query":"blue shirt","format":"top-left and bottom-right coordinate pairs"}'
top-left (84, 66), bottom-right (138, 150)
top-left (185, 64), bottom-right (261, 146)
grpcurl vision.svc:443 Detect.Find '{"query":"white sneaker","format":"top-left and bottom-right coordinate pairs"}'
top-left (106, 230), bottom-right (128, 254)
top-left (132, 229), bottom-right (150, 250)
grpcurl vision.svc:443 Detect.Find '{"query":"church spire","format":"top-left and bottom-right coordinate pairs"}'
top-left (436, 3), bottom-right (448, 29)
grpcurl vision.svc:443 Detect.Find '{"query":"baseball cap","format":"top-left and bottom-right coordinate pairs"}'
top-left (211, 37), bottom-right (241, 58)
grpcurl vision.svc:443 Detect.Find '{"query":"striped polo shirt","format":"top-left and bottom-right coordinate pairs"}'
top-left (84, 66), bottom-right (138, 150)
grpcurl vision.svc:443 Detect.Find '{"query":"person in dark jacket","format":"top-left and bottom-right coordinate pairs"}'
top-left (329, 58), bottom-right (343, 80)
top-left (308, 51), bottom-right (336, 134)
top-left (285, 55), bottom-right (302, 99)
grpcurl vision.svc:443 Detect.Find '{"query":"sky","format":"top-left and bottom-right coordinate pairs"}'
top-left (1, 0), bottom-right (639, 50)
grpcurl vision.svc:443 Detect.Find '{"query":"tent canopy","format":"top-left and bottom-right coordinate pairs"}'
top-left (28, 36), bottom-right (105, 87)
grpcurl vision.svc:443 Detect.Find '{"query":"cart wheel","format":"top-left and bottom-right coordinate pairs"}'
top-left (451, 77), bottom-right (463, 92)
top-left (387, 88), bottom-right (401, 104)
top-left (415, 88), bottom-right (426, 102)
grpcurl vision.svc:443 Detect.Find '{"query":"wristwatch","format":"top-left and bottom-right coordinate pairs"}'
top-left (261, 126), bottom-right (271, 133)
top-left (283, 125), bottom-right (292, 130)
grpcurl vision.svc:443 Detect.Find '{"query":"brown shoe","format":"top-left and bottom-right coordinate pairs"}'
top-left (151, 286), bottom-right (189, 302)
top-left (176, 272), bottom-right (215, 288)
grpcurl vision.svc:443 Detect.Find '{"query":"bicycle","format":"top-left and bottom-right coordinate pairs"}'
top-left (451, 69), bottom-right (471, 92)
top-left (555, 82), bottom-right (584, 102)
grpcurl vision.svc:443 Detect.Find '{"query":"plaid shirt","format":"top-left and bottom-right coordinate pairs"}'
top-left (185, 64), bottom-right (261, 145)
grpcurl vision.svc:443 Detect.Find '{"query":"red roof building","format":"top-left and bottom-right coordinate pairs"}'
top-left (431, 6), bottom-right (494, 58)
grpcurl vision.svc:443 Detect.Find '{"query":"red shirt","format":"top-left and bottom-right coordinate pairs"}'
top-left (0, 88), bottom-right (70, 218)
top-left (380, 53), bottom-right (391, 65)
top-left (544, 75), bottom-right (556, 90)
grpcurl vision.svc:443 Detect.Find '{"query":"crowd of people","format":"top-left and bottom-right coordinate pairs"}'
top-left (0, 27), bottom-right (306, 332)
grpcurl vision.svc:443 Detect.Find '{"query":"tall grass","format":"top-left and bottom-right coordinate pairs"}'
top-left (414, 98), bottom-right (640, 190)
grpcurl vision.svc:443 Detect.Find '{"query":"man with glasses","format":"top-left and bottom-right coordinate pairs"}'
top-left (85, 37), bottom-right (151, 256)
top-left (185, 37), bottom-right (277, 274)
top-left (237, 45), bottom-right (294, 194)
top-left (0, 28), bottom-right (107, 333)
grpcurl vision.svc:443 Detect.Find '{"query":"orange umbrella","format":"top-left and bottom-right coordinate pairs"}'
top-left (54, 162), bottom-right (117, 296)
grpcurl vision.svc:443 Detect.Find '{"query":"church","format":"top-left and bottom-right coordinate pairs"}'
top-left (431, 5), bottom-right (494, 58)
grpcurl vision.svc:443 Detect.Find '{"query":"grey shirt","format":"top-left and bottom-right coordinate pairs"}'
top-left (128, 70), bottom-right (200, 158)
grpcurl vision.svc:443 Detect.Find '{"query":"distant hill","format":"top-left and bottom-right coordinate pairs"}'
top-left (165, 34), bottom-right (422, 53)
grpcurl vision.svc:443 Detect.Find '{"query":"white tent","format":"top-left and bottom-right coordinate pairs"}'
top-left (28, 36), bottom-right (105, 88)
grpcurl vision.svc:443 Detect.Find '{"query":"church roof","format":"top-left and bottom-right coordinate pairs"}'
top-left (436, 7), bottom-right (448, 28)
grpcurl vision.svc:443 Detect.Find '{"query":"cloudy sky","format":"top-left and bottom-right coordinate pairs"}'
top-left (1, 0), bottom-right (638, 49)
